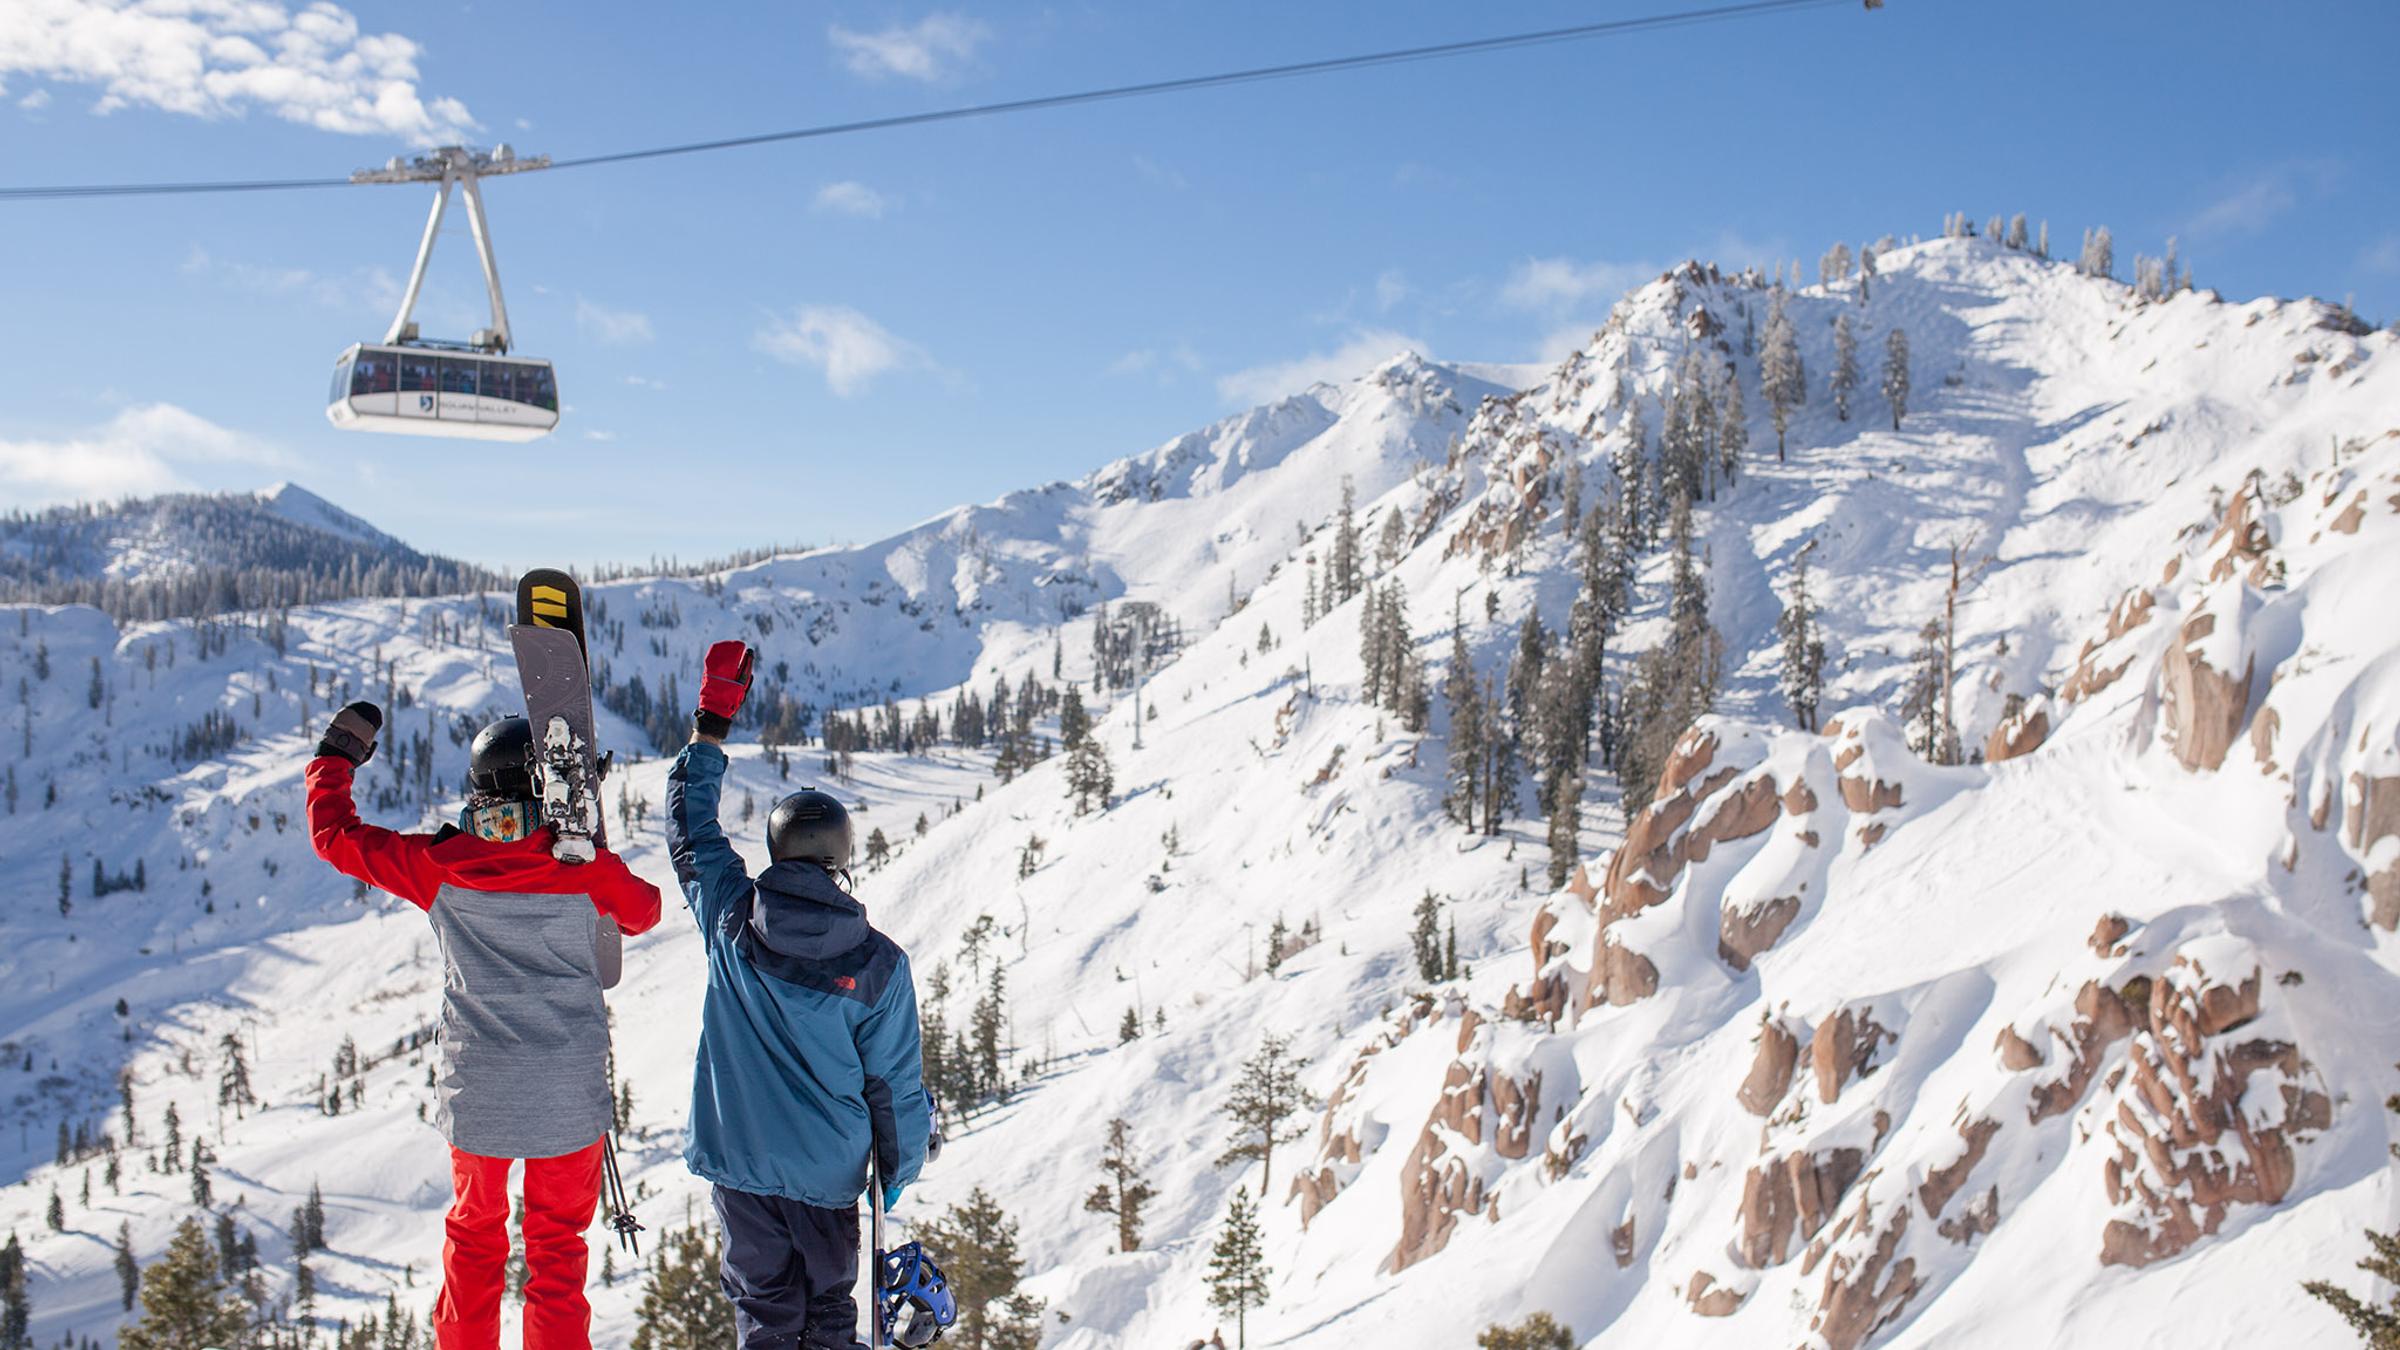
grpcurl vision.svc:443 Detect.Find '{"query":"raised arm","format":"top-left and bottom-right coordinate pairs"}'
top-left (306, 702), bottom-right (444, 909)
top-left (667, 640), bottom-right (759, 933)
top-left (666, 738), bottom-right (748, 932)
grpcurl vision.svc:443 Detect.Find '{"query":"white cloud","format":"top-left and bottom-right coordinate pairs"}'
top-left (2188, 178), bottom-right (2294, 238)
top-left (755, 305), bottom-right (924, 397)
top-left (827, 12), bottom-right (988, 82)
top-left (181, 244), bottom-right (404, 316)
top-left (1373, 269), bottom-right (1409, 312)
top-left (575, 298), bottom-right (653, 345)
top-left (2186, 159), bottom-right (2343, 239)
top-left (19, 87), bottom-right (50, 109)
top-left (1132, 155), bottom-right (1186, 191)
top-left (1216, 328), bottom-right (1422, 407)
top-left (0, 404), bottom-right (296, 507)
top-left (1107, 343), bottom-right (1202, 381)
top-left (623, 374), bottom-right (667, 390)
top-left (2361, 236), bottom-right (2400, 277)
top-left (0, 0), bottom-right (475, 141)
top-left (1500, 256), bottom-right (1658, 311)
top-left (812, 181), bottom-right (890, 218)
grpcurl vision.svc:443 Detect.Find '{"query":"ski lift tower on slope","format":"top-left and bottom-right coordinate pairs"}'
top-left (326, 145), bottom-right (561, 442)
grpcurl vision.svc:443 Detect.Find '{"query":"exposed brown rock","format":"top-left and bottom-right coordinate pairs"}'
top-left (2061, 590), bottom-right (2156, 704)
top-left (1839, 774), bottom-right (1905, 813)
top-left (1857, 821), bottom-right (1888, 849)
top-left (1812, 1008), bottom-right (1893, 1103)
top-left (1388, 1124), bottom-right (1479, 1272)
top-left (2099, 946), bottom-right (2332, 1268)
top-left (1737, 1148), bottom-right (1864, 1268)
top-left (1784, 778), bottom-right (1819, 815)
top-left (1917, 1117), bottom-right (2000, 1219)
top-left (1590, 939), bottom-right (1661, 1008)
top-left (1995, 1023), bottom-right (2045, 1071)
top-left (1719, 895), bottom-right (1802, 971)
top-left (2160, 609), bottom-right (2255, 773)
top-left (2027, 978), bottom-right (2136, 1123)
top-left (1738, 1020), bottom-right (1800, 1116)
top-left (1813, 1201), bottom-right (1921, 1350)
top-left (2348, 771), bottom-right (2400, 930)
top-left (1937, 1186), bottom-right (2002, 1245)
top-left (2249, 705), bottom-right (2281, 770)
top-left (1686, 774), bottom-right (1780, 865)
top-left (2205, 480), bottom-right (2273, 584)
top-left (1610, 1217), bottom-right (1636, 1268)
top-left (1291, 1166), bottom-right (1339, 1227)
top-left (2089, 913), bottom-right (2131, 957)
top-left (2330, 492), bottom-right (2366, 534)
top-left (1986, 708), bottom-right (2046, 762)
top-left (1686, 1271), bottom-right (1743, 1318)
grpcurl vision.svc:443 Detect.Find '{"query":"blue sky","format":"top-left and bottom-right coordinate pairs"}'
top-left (2, 0), bottom-right (2395, 569)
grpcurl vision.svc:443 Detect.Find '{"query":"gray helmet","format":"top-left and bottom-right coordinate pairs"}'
top-left (768, 789), bottom-right (853, 867)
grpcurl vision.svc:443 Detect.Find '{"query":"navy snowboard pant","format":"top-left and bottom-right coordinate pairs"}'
top-left (713, 1185), bottom-right (864, 1350)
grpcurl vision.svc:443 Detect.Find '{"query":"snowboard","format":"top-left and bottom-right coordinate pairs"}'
top-left (509, 568), bottom-right (606, 870)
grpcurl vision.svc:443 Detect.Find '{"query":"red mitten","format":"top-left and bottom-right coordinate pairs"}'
top-left (695, 640), bottom-right (755, 736)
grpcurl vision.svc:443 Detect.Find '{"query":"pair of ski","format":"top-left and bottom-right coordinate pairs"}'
top-left (506, 569), bottom-right (641, 1255)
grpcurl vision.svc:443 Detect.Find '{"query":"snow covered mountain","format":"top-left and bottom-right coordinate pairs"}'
top-left (3, 232), bottom-right (2397, 1350)
top-left (0, 482), bottom-right (495, 621)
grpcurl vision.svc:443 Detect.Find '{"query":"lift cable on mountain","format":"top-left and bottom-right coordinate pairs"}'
top-left (1, 0), bottom-right (1866, 442)
top-left (0, 0), bottom-right (1857, 202)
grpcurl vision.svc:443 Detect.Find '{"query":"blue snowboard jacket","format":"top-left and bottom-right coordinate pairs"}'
top-left (666, 741), bottom-right (928, 1208)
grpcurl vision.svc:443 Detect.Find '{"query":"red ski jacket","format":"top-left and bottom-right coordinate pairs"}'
top-left (305, 756), bottom-right (661, 929)
top-left (307, 755), bottom-right (662, 1157)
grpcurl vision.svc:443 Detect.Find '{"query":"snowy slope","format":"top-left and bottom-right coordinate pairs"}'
top-left (3, 235), bottom-right (2398, 1350)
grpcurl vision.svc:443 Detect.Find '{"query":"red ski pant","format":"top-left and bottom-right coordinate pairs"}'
top-left (434, 1139), bottom-right (605, 1350)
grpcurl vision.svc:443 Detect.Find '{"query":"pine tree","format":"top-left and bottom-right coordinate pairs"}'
top-left (0, 1233), bottom-right (24, 1350)
top-left (1411, 891), bottom-right (1443, 983)
top-left (217, 1033), bottom-right (254, 1120)
top-left (119, 1218), bottom-right (249, 1350)
top-left (1058, 685), bottom-right (1089, 749)
top-left (1761, 293), bottom-right (1806, 461)
top-left (1777, 545), bottom-right (1828, 731)
top-left (628, 1225), bottom-right (735, 1350)
top-left (1478, 1311), bottom-right (1577, 1349)
top-left (1506, 612), bottom-right (1548, 735)
top-left (1207, 1187), bottom-right (1271, 1350)
top-left (1900, 618), bottom-right (1948, 758)
top-left (2006, 213), bottom-right (2029, 250)
top-left (44, 1189), bottom-right (62, 1232)
top-left (1442, 606), bottom-right (1483, 832)
top-left (1829, 314), bottom-right (1859, 422)
top-left (1118, 1007), bottom-right (1141, 1045)
top-left (1717, 367), bottom-right (1749, 486)
top-left (1617, 489), bottom-right (1723, 815)
top-left (1376, 506), bottom-right (1407, 572)
top-left (1066, 735), bottom-right (1113, 815)
top-left (1081, 1117), bottom-right (1156, 1253)
top-left (1330, 476), bottom-right (1362, 603)
top-left (918, 1189), bottom-right (1045, 1350)
top-left (1264, 915), bottom-right (1288, 976)
top-left (2305, 1229), bottom-right (2400, 1345)
top-left (161, 1101), bottom-right (180, 1173)
top-left (2082, 224), bottom-right (2115, 279)
top-left (1883, 327), bottom-right (1911, 431)
top-left (1215, 1034), bottom-right (1317, 1190)
top-left (114, 1222), bottom-right (139, 1311)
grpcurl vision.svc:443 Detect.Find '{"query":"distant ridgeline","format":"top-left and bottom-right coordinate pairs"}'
top-left (0, 491), bottom-right (502, 623)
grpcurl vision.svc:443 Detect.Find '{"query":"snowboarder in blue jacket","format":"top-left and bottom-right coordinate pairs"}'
top-left (667, 640), bottom-right (930, 1350)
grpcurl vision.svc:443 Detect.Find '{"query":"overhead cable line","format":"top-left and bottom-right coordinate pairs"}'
top-left (0, 0), bottom-right (1849, 202)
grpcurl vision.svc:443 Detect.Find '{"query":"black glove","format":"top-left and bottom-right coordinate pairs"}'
top-left (317, 701), bottom-right (383, 766)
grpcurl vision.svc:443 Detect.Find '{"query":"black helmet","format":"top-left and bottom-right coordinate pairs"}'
top-left (469, 716), bottom-right (535, 800)
top-left (768, 789), bottom-right (853, 867)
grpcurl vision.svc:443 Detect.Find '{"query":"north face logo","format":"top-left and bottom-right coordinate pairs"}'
top-left (836, 976), bottom-right (857, 991)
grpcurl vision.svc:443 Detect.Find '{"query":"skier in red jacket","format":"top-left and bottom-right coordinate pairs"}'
top-left (308, 702), bottom-right (662, 1350)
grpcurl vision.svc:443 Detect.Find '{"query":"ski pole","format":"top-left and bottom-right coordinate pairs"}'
top-left (867, 1153), bottom-right (887, 1350)
top-left (601, 1127), bottom-right (643, 1256)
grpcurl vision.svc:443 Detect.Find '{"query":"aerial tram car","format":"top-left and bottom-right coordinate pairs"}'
top-left (327, 145), bottom-right (559, 442)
